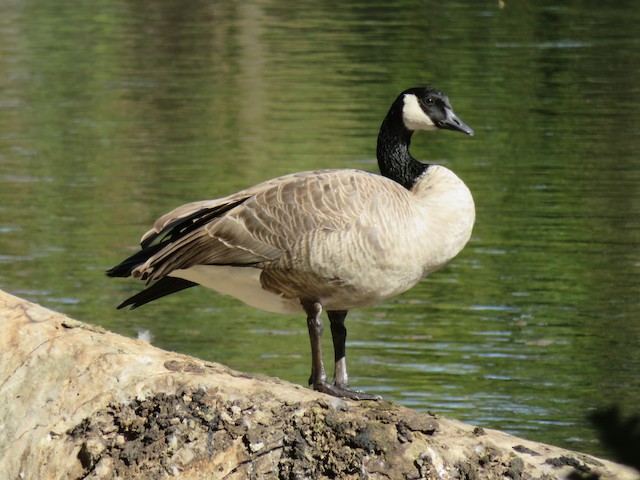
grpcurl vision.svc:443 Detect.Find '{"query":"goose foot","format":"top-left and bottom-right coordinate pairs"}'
top-left (311, 381), bottom-right (382, 401)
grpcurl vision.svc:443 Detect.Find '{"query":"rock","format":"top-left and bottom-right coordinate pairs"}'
top-left (0, 289), bottom-right (637, 480)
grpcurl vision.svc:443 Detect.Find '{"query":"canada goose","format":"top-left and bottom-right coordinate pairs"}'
top-left (107, 86), bottom-right (475, 400)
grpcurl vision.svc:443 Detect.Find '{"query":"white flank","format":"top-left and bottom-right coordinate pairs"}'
top-left (169, 265), bottom-right (301, 314)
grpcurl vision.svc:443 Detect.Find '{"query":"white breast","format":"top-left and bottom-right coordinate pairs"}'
top-left (410, 165), bottom-right (475, 276)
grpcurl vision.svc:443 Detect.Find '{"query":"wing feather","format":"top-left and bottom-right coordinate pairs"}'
top-left (131, 169), bottom-right (414, 285)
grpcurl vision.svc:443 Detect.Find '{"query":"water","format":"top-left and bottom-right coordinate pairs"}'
top-left (1, 0), bottom-right (639, 458)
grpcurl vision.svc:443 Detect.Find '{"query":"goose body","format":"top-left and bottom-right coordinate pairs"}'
top-left (108, 87), bottom-right (475, 399)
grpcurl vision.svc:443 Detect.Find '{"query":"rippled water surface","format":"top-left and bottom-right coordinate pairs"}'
top-left (1, 0), bottom-right (639, 457)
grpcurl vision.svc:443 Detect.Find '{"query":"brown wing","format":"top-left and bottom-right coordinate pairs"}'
top-left (132, 169), bottom-right (411, 284)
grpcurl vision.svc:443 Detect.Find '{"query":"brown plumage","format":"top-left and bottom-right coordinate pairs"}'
top-left (108, 87), bottom-right (475, 399)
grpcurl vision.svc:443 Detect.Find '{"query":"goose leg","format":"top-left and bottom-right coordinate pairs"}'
top-left (327, 310), bottom-right (349, 388)
top-left (327, 310), bottom-right (381, 401)
top-left (302, 300), bottom-right (380, 400)
top-left (302, 299), bottom-right (328, 388)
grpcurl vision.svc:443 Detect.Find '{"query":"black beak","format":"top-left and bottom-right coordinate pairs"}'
top-left (442, 107), bottom-right (474, 136)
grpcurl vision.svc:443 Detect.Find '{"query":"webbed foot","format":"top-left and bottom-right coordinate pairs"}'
top-left (311, 381), bottom-right (382, 401)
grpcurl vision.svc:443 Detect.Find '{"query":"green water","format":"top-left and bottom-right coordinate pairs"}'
top-left (1, 0), bottom-right (639, 458)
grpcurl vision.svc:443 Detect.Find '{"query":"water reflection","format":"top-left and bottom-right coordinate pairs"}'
top-left (1, 0), bottom-right (639, 458)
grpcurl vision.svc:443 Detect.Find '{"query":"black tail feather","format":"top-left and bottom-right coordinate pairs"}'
top-left (106, 243), bottom-right (166, 278)
top-left (109, 199), bottom-right (249, 308)
top-left (141, 197), bottom-right (249, 249)
top-left (117, 277), bottom-right (198, 309)
top-left (107, 198), bottom-right (249, 279)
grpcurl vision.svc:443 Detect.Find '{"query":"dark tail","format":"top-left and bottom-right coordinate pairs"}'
top-left (116, 277), bottom-right (197, 309)
top-left (106, 230), bottom-right (199, 309)
top-left (106, 243), bottom-right (166, 279)
top-left (107, 198), bottom-right (249, 279)
top-left (108, 198), bottom-right (249, 308)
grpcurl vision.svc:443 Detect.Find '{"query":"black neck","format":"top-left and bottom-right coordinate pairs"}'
top-left (376, 107), bottom-right (429, 190)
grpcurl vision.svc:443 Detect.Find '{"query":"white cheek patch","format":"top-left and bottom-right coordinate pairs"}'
top-left (402, 94), bottom-right (437, 131)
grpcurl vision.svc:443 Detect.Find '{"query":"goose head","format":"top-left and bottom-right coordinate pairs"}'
top-left (401, 87), bottom-right (474, 136)
top-left (377, 87), bottom-right (473, 189)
